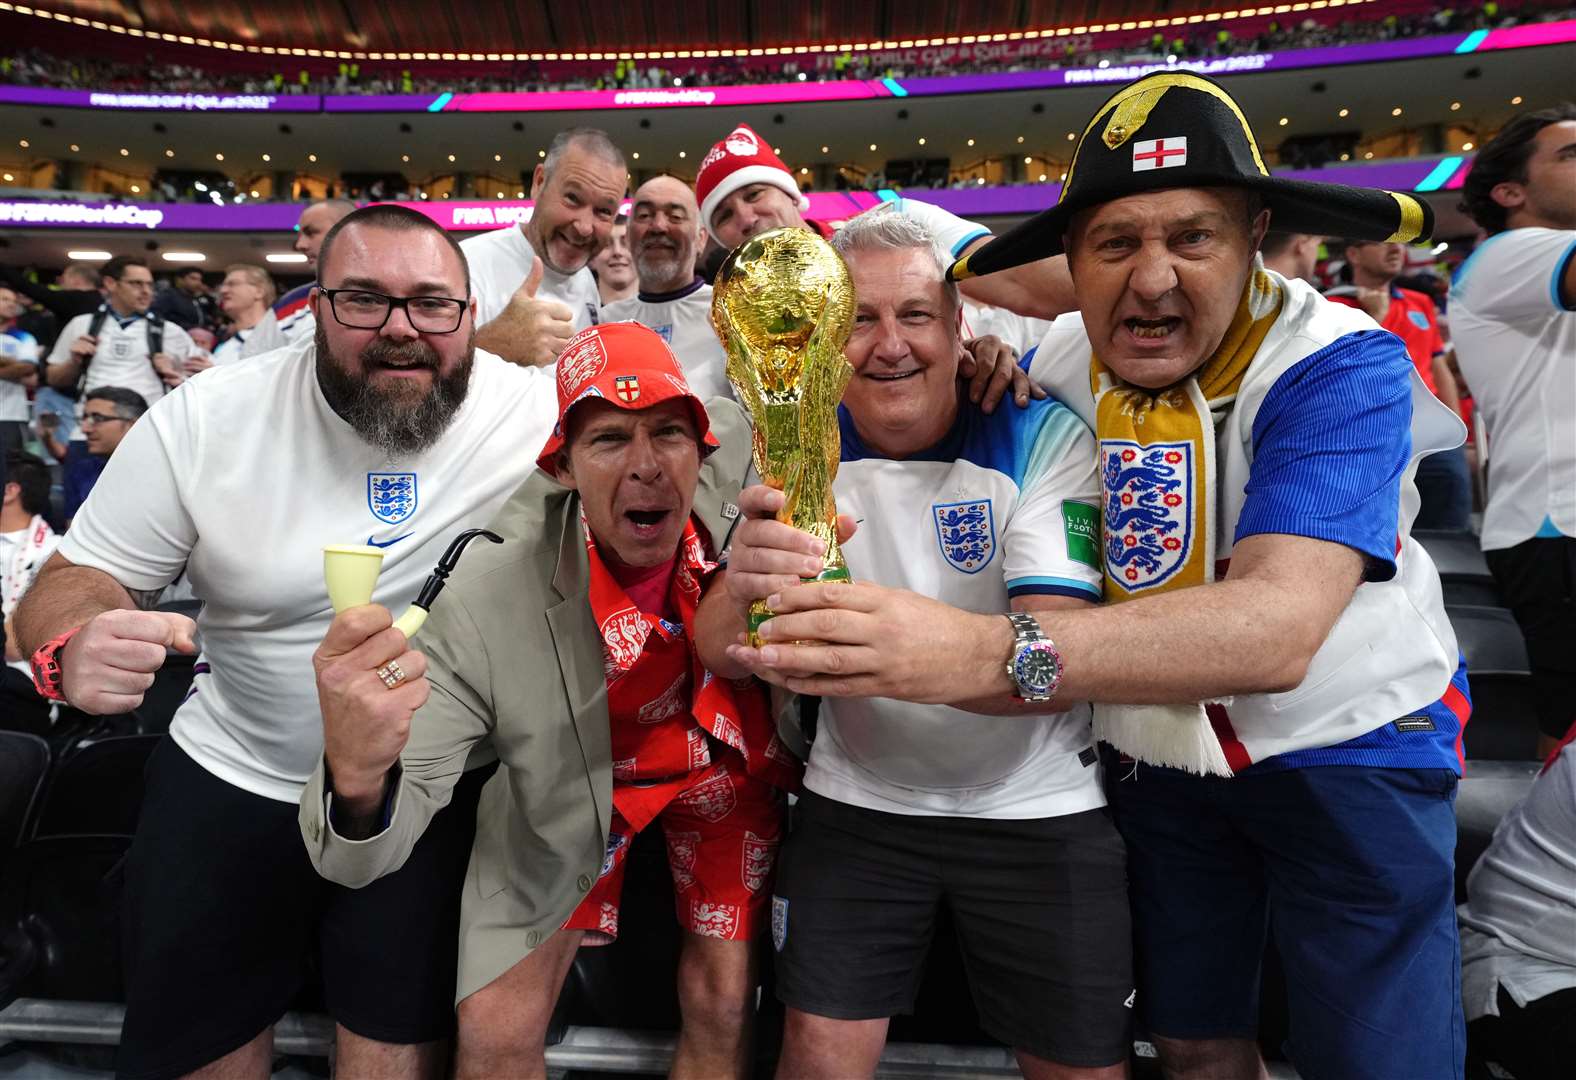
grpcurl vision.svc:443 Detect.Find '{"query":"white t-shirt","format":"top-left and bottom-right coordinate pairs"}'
top-left (461, 225), bottom-right (601, 333)
top-left (804, 396), bottom-right (1107, 819)
top-left (1450, 227), bottom-right (1576, 550)
top-left (58, 336), bottom-right (558, 802)
top-left (601, 279), bottom-right (732, 401)
top-left (45, 308), bottom-right (195, 412)
top-left (211, 324), bottom-right (262, 366)
top-left (1458, 744), bottom-right (1576, 1020)
top-left (0, 327), bottom-right (39, 423)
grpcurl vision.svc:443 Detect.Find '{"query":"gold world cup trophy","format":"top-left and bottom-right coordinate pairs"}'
top-left (711, 227), bottom-right (856, 646)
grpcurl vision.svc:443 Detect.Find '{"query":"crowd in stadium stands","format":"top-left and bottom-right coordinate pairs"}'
top-left (3, 2), bottom-right (1571, 97)
top-left (1, 82), bottom-right (1572, 1080)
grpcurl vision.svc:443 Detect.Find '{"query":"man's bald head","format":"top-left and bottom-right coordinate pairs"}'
top-left (629, 175), bottom-right (707, 295)
top-left (295, 199), bottom-right (358, 268)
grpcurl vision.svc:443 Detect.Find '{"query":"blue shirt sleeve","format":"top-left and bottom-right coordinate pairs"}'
top-left (1234, 330), bottom-right (1412, 581)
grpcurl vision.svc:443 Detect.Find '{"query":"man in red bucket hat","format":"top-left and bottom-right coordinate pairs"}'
top-left (302, 321), bottom-right (799, 1078)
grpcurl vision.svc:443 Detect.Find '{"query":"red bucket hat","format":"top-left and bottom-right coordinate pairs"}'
top-left (536, 321), bottom-right (721, 478)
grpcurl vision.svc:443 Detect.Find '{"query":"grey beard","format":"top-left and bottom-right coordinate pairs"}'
top-left (635, 246), bottom-right (691, 292)
top-left (315, 324), bottom-right (474, 460)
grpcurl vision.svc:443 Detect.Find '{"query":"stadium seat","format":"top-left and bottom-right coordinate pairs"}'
top-left (1415, 531), bottom-right (1500, 607)
top-left (30, 734), bottom-right (161, 839)
top-left (0, 835), bottom-right (130, 1007)
top-left (1454, 760), bottom-right (1539, 901)
top-left (1448, 606), bottom-right (1537, 761)
top-left (0, 732), bottom-right (50, 863)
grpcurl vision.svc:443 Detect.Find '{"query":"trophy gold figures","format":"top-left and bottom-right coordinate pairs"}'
top-left (710, 227), bottom-right (856, 646)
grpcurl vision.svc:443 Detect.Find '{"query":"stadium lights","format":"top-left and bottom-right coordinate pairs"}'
top-left (1339, 108), bottom-right (1350, 117)
top-left (447, 154), bottom-right (456, 162)
top-left (69, 144), bottom-right (79, 152)
top-left (821, 145), bottom-right (829, 153)
top-left (0, 0), bottom-right (1380, 68)
top-left (308, 153), bottom-right (318, 162)
top-left (632, 152), bottom-right (640, 160)
top-left (869, 144), bottom-right (877, 151)
top-left (215, 153), bottom-right (225, 161)
top-left (678, 151), bottom-right (687, 158)
top-left (1391, 106), bottom-right (1403, 116)
top-left (917, 137), bottom-right (927, 145)
top-left (402, 154), bottom-right (410, 163)
top-left (1450, 102), bottom-right (1461, 111)
top-left (1, 173), bottom-right (11, 182)
top-left (1016, 135), bottom-right (1025, 143)
top-left (1511, 95), bottom-right (1523, 105)
top-left (967, 138), bottom-right (975, 146)
top-left (494, 154), bottom-right (502, 162)
top-left (17, 139), bottom-right (27, 148)
top-left (67, 250), bottom-right (113, 261)
top-left (165, 149), bottom-right (174, 157)
top-left (130, 184), bottom-right (140, 192)
top-left (162, 252), bottom-right (206, 262)
top-left (1462, 141), bottom-right (1475, 151)
top-left (262, 153), bottom-right (271, 162)
top-left (119, 147), bottom-right (129, 156)
top-left (1279, 117), bottom-right (1289, 126)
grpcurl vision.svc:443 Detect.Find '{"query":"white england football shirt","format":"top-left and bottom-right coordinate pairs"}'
top-left (1450, 226), bottom-right (1576, 550)
top-left (601, 279), bottom-right (731, 401)
top-left (804, 395), bottom-right (1107, 818)
top-left (46, 308), bottom-right (195, 409)
top-left (58, 336), bottom-right (558, 802)
top-left (461, 224), bottom-right (601, 333)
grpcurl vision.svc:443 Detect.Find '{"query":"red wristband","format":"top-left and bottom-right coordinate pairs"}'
top-left (30, 625), bottom-right (83, 703)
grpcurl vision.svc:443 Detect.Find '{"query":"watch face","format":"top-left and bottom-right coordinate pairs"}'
top-left (1015, 642), bottom-right (1061, 693)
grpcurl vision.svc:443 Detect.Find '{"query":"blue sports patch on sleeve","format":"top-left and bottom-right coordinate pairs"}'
top-left (1235, 330), bottom-right (1412, 580)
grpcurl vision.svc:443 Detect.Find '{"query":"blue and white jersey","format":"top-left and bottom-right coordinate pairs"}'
top-left (803, 395), bottom-right (1107, 819)
top-left (1028, 271), bottom-right (1467, 773)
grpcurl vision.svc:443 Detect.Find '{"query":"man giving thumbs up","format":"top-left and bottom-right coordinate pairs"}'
top-left (466, 127), bottom-right (626, 368)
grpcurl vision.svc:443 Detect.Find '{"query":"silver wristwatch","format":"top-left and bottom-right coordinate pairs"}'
top-left (1004, 612), bottom-right (1064, 703)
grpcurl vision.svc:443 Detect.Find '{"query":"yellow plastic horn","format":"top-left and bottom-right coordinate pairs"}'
top-left (322, 544), bottom-right (429, 640)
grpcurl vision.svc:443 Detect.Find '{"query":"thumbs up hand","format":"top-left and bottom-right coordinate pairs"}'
top-left (477, 255), bottom-right (577, 369)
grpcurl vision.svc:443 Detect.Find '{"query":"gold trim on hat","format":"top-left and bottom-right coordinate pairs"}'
top-left (1383, 192), bottom-right (1428, 243)
top-left (1064, 73), bottom-right (1269, 199)
top-left (948, 251), bottom-right (976, 282)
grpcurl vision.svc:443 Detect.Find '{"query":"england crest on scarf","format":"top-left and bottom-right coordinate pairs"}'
top-left (1101, 441), bottom-right (1193, 591)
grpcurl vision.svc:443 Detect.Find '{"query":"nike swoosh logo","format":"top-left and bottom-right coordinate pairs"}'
top-left (366, 533), bottom-right (415, 548)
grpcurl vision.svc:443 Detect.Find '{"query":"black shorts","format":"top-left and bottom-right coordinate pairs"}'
top-left (771, 790), bottom-right (1133, 1068)
top-left (117, 738), bottom-right (491, 1080)
top-left (1485, 535), bottom-right (1576, 739)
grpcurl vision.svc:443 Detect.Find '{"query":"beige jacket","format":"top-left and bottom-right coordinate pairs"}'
top-left (299, 399), bottom-right (800, 1002)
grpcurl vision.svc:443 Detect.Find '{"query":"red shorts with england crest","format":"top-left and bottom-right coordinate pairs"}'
top-left (564, 758), bottom-right (786, 944)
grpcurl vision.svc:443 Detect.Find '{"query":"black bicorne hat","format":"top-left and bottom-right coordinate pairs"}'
top-left (948, 71), bottom-right (1433, 280)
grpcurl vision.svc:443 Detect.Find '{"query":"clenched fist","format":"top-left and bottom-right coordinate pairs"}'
top-left (61, 608), bottom-right (198, 715)
top-left (313, 604), bottom-right (429, 812)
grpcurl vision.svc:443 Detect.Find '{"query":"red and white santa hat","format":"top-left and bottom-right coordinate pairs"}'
top-left (694, 123), bottom-right (810, 234)
top-left (536, 322), bottom-right (720, 478)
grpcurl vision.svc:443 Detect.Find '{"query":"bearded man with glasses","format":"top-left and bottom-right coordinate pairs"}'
top-left (16, 204), bottom-right (557, 1080)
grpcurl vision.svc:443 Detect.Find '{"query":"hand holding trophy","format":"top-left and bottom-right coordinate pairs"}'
top-left (710, 227), bottom-right (856, 646)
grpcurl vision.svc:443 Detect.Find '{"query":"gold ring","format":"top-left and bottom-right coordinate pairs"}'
top-left (376, 660), bottom-right (406, 690)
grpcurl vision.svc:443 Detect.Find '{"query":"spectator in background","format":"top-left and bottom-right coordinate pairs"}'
top-left (2, 450), bottom-right (59, 665)
top-left (1327, 238), bottom-right (1471, 531)
top-left (44, 256), bottom-right (194, 408)
top-left (0, 261), bottom-right (101, 339)
top-left (240, 198), bottom-right (357, 360)
top-left (151, 266), bottom-right (218, 333)
top-left (0, 285), bottom-right (40, 455)
top-left (602, 176), bottom-right (731, 400)
top-left (1259, 230), bottom-right (1323, 282)
top-left (1451, 102), bottom-right (1576, 760)
top-left (589, 214), bottom-right (637, 305)
top-left (466, 127), bottom-right (627, 368)
top-left (68, 385), bottom-right (147, 521)
top-left (208, 264), bottom-right (276, 367)
top-left (1458, 725), bottom-right (1576, 1080)
top-left (0, 451), bottom-right (53, 735)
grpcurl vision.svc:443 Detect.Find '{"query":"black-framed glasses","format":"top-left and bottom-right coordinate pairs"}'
top-left (80, 412), bottom-right (130, 427)
top-left (318, 287), bottom-right (469, 334)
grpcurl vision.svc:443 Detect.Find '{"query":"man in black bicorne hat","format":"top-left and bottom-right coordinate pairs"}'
top-left (721, 72), bottom-right (1472, 1080)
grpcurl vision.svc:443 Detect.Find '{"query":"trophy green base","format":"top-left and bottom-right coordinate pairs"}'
top-left (746, 564), bottom-right (852, 647)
